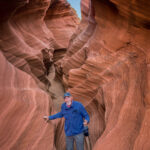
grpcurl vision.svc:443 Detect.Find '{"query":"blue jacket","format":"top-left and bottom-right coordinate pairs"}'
top-left (49, 100), bottom-right (90, 136)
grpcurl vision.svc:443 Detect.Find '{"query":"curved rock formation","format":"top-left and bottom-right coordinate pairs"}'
top-left (45, 0), bottom-right (80, 48)
top-left (0, 50), bottom-right (56, 150)
top-left (56, 0), bottom-right (150, 149)
top-left (0, 0), bottom-right (78, 149)
top-left (0, 0), bottom-right (150, 150)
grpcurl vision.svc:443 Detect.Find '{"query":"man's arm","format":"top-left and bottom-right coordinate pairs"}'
top-left (49, 111), bottom-right (63, 120)
top-left (43, 105), bottom-right (64, 121)
top-left (80, 104), bottom-right (90, 124)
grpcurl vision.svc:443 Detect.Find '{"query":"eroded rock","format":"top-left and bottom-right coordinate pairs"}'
top-left (57, 0), bottom-right (150, 150)
top-left (0, 0), bottom-right (150, 150)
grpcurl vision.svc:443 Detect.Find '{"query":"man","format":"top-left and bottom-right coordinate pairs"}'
top-left (43, 92), bottom-right (90, 150)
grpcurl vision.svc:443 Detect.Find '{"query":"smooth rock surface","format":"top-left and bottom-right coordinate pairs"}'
top-left (0, 0), bottom-right (78, 149)
top-left (0, 0), bottom-right (150, 150)
top-left (57, 0), bottom-right (150, 149)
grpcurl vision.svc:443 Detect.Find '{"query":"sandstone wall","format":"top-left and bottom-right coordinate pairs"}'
top-left (0, 51), bottom-right (55, 150)
top-left (0, 0), bottom-right (78, 149)
top-left (0, 0), bottom-right (150, 150)
top-left (57, 0), bottom-right (150, 149)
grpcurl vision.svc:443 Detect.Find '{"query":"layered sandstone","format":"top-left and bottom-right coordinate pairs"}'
top-left (0, 51), bottom-right (55, 150)
top-left (56, 0), bottom-right (150, 150)
top-left (0, 0), bottom-right (150, 150)
top-left (0, 0), bottom-right (78, 150)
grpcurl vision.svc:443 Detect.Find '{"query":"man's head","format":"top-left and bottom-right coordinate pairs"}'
top-left (64, 92), bottom-right (73, 106)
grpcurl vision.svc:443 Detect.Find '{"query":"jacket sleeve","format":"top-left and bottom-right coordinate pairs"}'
top-left (80, 103), bottom-right (90, 123)
top-left (49, 105), bottom-right (64, 120)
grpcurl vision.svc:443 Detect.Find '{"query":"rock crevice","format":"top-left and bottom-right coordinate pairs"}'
top-left (0, 0), bottom-right (150, 150)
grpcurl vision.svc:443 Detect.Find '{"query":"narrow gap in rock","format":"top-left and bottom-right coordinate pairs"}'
top-left (47, 63), bottom-right (65, 111)
top-left (67, 0), bottom-right (81, 19)
top-left (46, 48), bottom-right (67, 111)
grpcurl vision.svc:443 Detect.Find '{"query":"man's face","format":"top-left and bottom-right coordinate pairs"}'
top-left (64, 96), bottom-right (72, 105)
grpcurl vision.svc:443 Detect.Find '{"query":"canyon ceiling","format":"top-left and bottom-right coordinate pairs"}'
top-left (0, 0), bottom-right (150, 150)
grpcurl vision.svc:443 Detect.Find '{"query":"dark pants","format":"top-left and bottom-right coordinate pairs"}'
top-left (66, 133), bottom-right (84, 150)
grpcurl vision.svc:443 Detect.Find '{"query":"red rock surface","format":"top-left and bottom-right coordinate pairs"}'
top-left (0, 0), bottom-right (78, 149)
top-left (0, 51), bottom-right (55, 150)
top-left (45, 0), bottom-right (80, 48)
top-left (0, 0), bottom-right (150, 150)
top-left (57, 0), bottom-right (150, 150)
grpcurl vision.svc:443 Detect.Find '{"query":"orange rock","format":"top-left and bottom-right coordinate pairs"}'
top-left (0, 0), bottom-right (78, 149)
top-left (57, 0), bottom-right (150, 149)
top-left (0, 0), bottom-right (150, 149)
top-left (0, 51), bottom-right (55, 150)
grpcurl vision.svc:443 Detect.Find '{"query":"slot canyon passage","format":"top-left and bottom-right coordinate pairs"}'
top-left (0, 0), bottom-right (150, 150)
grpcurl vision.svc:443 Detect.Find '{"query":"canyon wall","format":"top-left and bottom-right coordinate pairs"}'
top-left (0, 0), bottom-right (150, 150)
top-left (0, 0), bottom-right (78, 149)
top-left (57, 0), bottom-right (150, 150)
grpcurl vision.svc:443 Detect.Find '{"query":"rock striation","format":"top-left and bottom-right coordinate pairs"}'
top-left (56, 0), bottom-right (150, 150)
top-left (0, 0), bottom-right (150, 150)
top-left (0, 0), bottom-right (78, 149)
top-left (0, 51), bottom-right (55, 150)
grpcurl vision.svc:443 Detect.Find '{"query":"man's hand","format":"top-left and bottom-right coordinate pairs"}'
top-left (83, 120), bottom-right (88, 125)
top-left (43, 116), bottom-right (49, 122)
